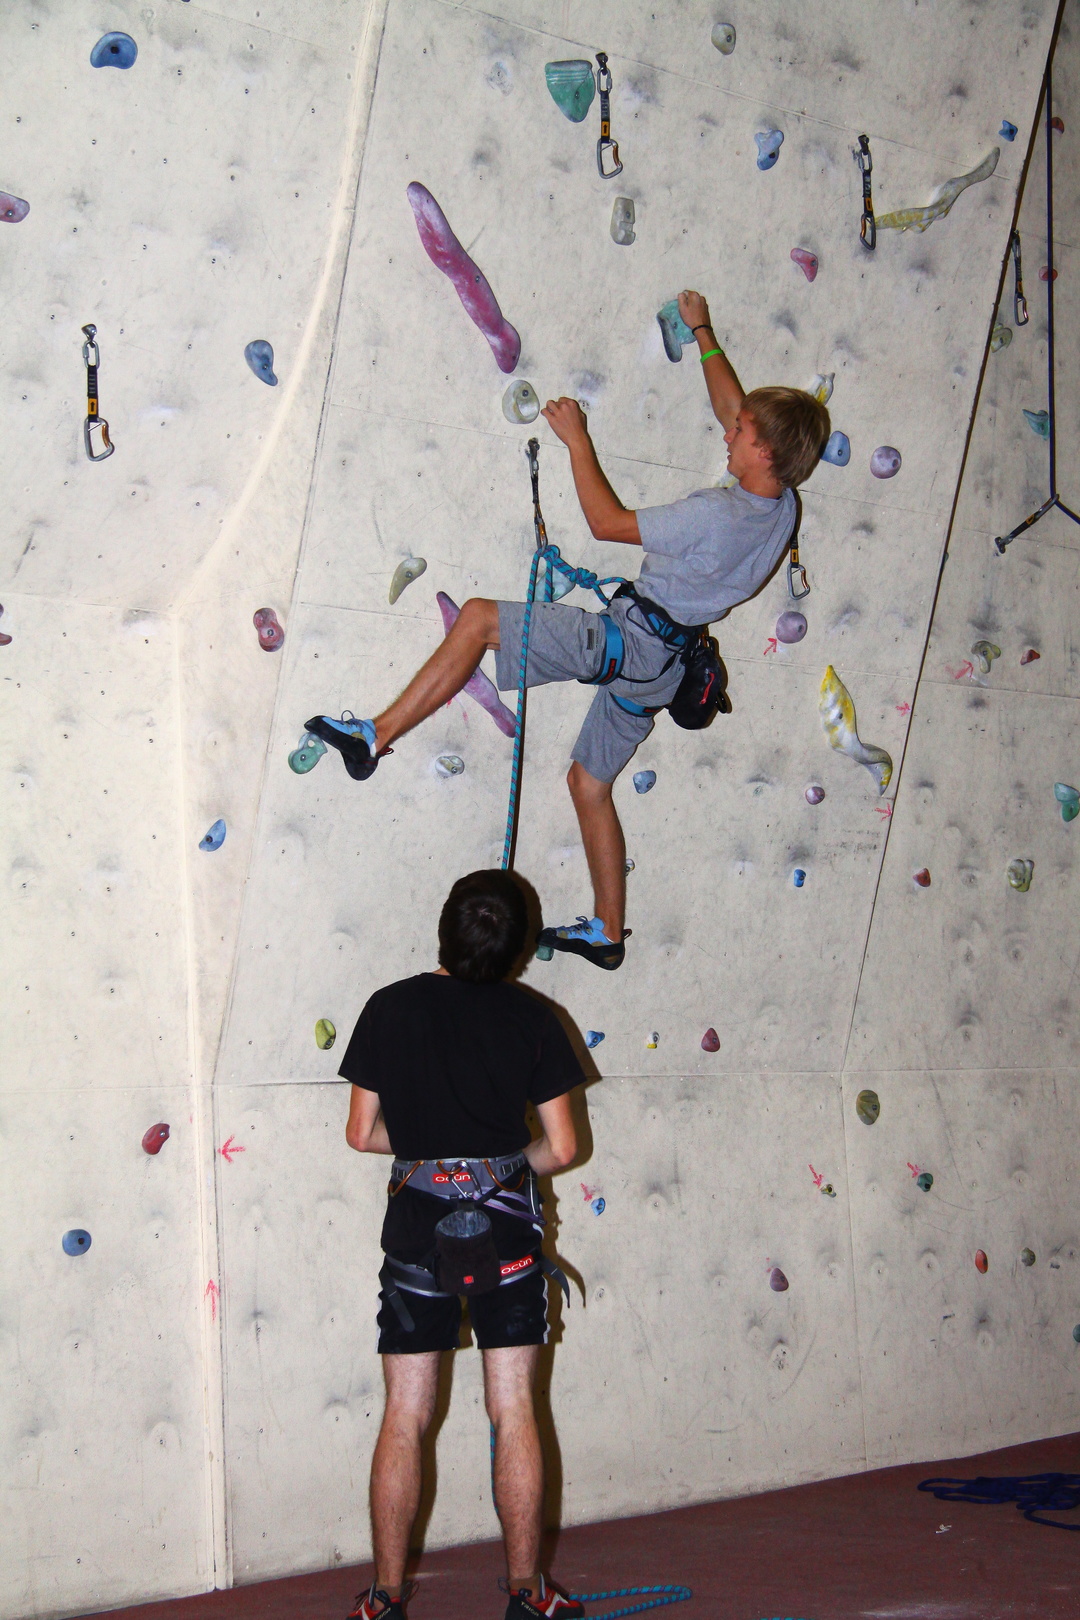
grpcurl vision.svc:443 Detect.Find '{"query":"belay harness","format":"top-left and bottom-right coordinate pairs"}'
top-left (381, 1152), bottom-right (570, 1334)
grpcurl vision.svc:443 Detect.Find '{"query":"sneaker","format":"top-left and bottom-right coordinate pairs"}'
top-left (536, 915), bottom-right (630, 972)
top-left (305, 713), bottom-right (379, 781)
top-left (347, 1582), bottom-right (415, 1620)
top-left (504, 1577), bottom-right (585, 1620)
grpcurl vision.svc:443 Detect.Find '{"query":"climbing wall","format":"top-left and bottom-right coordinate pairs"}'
top-left (3, 0), bottom-right (1079, 1613)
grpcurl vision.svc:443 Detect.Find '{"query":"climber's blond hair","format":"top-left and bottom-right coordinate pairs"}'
top-left (744, 386), bottom-right (832, 489)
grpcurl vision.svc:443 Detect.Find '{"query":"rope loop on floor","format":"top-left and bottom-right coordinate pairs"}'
top-left (566, 1584), bottom-right (693, 1620)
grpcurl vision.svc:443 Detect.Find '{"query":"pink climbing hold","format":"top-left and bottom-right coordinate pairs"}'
top-left (406, 182), bottom-right (521, 373)
top-left (913, 868), bottom-right (931, 887)
top-left (1051, 115), bottom-right (1065, 133)
top-left (253, 607), bottom-right (285, 651)
top-left (1040, 266), bottom-right (1058, 282)
top-left (0, 192), bottom-right (29, 224)
top-left (0, 604), bottom-right (11, 647)
top-left (701, 1028), bottom-right (720, 1052)
top-left (1020, 648), bottom-right (1041, 665)
top-left (142, 1122), bottom-right (170, 1155)
top-left (437, 592), bottom-right (518, 736)
top-left (790, 247), bottom-right (818, 282)
top-left (975, 1249), bottom-right (989, 1273)
top-left (769, 1267), bottom-right (789, 1292)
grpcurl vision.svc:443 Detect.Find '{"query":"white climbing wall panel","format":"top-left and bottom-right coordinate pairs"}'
top-left (3, 0), bottom-right (1079, 1614)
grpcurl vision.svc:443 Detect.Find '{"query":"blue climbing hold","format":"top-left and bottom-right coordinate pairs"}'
top-left (1023, 408), bottom-right (1050, 440)
top-left (793, 868), bottom-right (806, 887)
top-left (63, 1229), bottom-right (92, 1255)
top-left (592, 1197), bottom-right (606, 1215)
top-left (244, 340), bottom-right (278, 385)
top-left (633, 770), bottom-right (656, 794)
top-left (91, 32), bottom-right (138, 68)
top-left (586, 1030), bottom-right (605, 1048)
top-left (755, 129), bottom-right (784, 170)
top-left (821, 430), bottom-right (851, 466)
top-left (1000, 120), bottom-right (1018, 142)
top-left (200, 819), bottom-right (226, 851)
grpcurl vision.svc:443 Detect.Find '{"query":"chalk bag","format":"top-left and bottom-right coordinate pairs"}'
top-left (434, 1206), bottom-right (501, 1295)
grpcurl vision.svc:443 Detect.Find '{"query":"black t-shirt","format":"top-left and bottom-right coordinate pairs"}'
top-left (338, 973), bottom-right (584, 1257)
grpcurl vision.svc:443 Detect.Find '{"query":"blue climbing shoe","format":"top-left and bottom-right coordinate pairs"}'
top-left (536, 915), bottom-right (629, 972)
top-left (304, 713), bottom-right (379, 781)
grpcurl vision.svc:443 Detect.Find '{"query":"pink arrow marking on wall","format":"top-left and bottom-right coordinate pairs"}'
top-left (874, 803), bottom-right (893, 819)
top-left (204, 1280), bottom-right (219, 1320)
top-left (808, 1164), bottom-right (823, 1187)
top-left (947, 661), bottom-right (974, 681)
top-left (581, 1182), bottom-right (602, 1203)
top-left (896, 701), bottom-right (911, 714)
top-left (764, 637), bottom-right (778, 656)
top-left (907, 1162), bottom-right (922, 1178)
top-left (219, 1136), bottom-right (246, 1162)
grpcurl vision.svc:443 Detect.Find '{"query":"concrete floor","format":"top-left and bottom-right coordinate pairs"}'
top-left (89, 1431), bottom-right (1080, 1620)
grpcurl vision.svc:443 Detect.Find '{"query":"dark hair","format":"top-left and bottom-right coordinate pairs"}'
top-left (438, 870), bottom-right (528, 983)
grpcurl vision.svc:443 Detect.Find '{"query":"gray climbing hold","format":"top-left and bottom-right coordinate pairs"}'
top-left (435, 754), bottom-right (465, 777)
top-left (389, 557), bottom-right (426, 604)
top-left (1007, 858), bottom-right (1034, 891)
top-left (1021, 1248), bottom-right (1036, 1267)
top-left (502, 380), bottom-right (540, 424)
top-left (711, 23), bottom-right (736, 54)
top-left (991, 323), bottom-right (1013, 352)
top-left (870, 446), bottom-right (902, 479)
top-left (610, 196), bottom-right (636, 246)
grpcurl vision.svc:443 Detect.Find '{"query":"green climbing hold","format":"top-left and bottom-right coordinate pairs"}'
top-left (315, 1018), bottom-right (336, 1050)
top-left (856, 1088), bottom-right (880, 1125)
top-left (535, 941), bottom-right (554, 962)
top-left (545, 60), bottom-right (595, 123)
top-left (971, 640), bottom-right (1001, 674)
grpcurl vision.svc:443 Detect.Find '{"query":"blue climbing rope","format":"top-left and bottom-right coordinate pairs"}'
top-left (499, 440), bottom-right (626, 870)
top-left (488, 1425), bottom-right (691, 1620)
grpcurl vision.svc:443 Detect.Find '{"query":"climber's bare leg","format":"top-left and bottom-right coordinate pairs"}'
top-left (374, 598), bottom-right (500, 751)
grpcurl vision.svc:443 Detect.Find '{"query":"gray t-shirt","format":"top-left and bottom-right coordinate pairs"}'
top-left (634, 483), bottom-right (797, 626)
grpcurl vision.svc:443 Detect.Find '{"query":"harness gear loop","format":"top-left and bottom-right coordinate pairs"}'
top-left (853, 134), bottom-right (876, 251)
top-left (82, 324), bottom-right (115, 461)
top-left (1011, 229), bottom-right (1030, 326)
top-left (595, 53), bottom-right (622, 178)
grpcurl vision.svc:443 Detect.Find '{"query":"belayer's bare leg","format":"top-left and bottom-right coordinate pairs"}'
top-left (374, 597), bottom-right (501, 751)
top-left (567, 762), bottom-right (625, 942)
top-left (369, 1352), bottom-right (441, 1596)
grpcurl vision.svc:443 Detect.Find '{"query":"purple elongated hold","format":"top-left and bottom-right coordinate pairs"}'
top-left (437, 592), bottom-right (518, 737)
top-left (1, 192), bottom-right (29, 224)
top-left (407, 183), bottom-right (521, 373)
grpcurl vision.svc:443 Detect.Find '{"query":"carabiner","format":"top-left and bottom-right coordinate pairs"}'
top-left (787, 542), bottom-right (810, 601)
top-left (82, 323), bottom-right (115, 461)
top-left (853, 134), bottom-right (876, 251)
top-left (1011, 229), bottom-right (1029, 326)
top-left (595, 52), bottom-right (622, 179)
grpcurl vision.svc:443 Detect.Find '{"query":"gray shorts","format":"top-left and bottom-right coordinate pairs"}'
top-left (493, 595), bottom-right (685, 783)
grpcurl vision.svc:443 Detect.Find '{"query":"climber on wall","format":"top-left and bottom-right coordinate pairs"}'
top-left (307, 291), bottom-right (830, 971)
top-left (340, 869), bottom-right (585, 1620)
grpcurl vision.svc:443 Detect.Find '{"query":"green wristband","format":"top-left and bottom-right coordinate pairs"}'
top-left (699, 347), bottom-right (724, 362)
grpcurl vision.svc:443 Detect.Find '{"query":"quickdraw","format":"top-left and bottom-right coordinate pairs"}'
top-left (787, 533), bottom-right (810, 600)
top-left (1011, 228), bottom-right (1029, 326)
top-left (595, 53), bottom-right (622, 178)
top-left (853, 133), bottom-right (875, 251)
top-left (81, 324), bottom-right (115, 461)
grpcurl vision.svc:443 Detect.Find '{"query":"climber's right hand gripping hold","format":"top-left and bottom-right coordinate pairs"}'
top-left (541, 396), bottom-right (640, 546)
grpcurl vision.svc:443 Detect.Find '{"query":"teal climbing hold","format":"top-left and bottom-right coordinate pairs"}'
top-left (544, 60), bottom-right (595, 123)
top-left (1023, 408), bottom-right (1050, 439)
top-left (289, 732), bottom-right (327, 774)
top-left (1054, 783), bottom-right (1080, 822)
top-left (657, 299), bottom-right (693, 362)
top-left (916, 1172), bottom-right (933, 1192)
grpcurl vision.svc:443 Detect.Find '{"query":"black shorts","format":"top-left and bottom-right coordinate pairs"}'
top-left (377, 1254), bottom-right (549, 1354)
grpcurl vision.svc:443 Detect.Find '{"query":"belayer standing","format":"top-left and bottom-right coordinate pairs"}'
top-left (308, 291), bottom-right (830, 971)
top-left (340, 870), bottom-right (586, 1620)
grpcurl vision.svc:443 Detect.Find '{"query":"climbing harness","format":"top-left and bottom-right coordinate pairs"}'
top-left (1010, 229), bottom-right (1029, 326)
top-left (380, 1153), bottom-right (569, 1334)
top-left (996, 59), bottom-right (1080, 553)
top-left (595, 53), bottom-right (622, 178)
top-left (81, 324), bottom-right (115, 461)
top-left (853, 133), bottom-right (876, 250)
